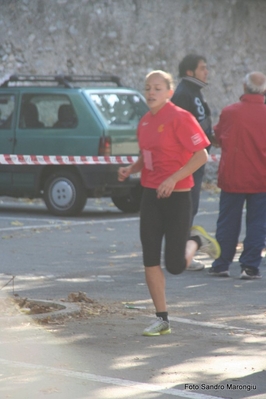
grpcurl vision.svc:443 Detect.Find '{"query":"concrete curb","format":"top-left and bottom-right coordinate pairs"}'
top-left (29, 299), bottom-right (82, 320)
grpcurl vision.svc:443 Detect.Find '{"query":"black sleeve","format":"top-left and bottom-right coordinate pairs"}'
top-left (171, 90), bottom-right (191, 112)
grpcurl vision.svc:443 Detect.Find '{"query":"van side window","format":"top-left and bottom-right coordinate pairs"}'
top-left (19, 94), bottom-right (78, 129)
top-left (20, 102), bottom-right (44, 128)
top-left (89, 93), bottom-right (147, 126)
top-left (53, 104), bottom-right (77, 128)
top-left (0, 95), bottom-right (15, 129)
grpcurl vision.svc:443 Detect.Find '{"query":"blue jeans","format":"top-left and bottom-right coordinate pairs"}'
top-left (212, 191), bottom-right (266, 272)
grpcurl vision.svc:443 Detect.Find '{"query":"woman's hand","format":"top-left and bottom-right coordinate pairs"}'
top-left (118, 166), bottom-right (132, 182)
top-left (118, 155), bottom-right (144, 182)
top-left (156, 149), bottom-right (208, 198)
top-left (156, 176), bottom-right (176, 198)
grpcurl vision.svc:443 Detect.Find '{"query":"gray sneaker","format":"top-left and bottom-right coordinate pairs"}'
top-left (187, 258), bottom-right (205, 271)
top-left (191, 225), bottom-right (221, 259)
top-left (208, 267), bottom-right (230, 277)
top-left (142, 317), bottom-right (171, 336)
top-left (240, 268), bottom-right (261, 280)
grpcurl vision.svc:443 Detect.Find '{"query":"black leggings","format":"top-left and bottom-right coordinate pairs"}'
top-left (140, 188), bottom-right (192, 275)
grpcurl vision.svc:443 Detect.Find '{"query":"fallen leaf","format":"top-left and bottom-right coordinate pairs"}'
top-left (11, 221), bottom-right (24, 226)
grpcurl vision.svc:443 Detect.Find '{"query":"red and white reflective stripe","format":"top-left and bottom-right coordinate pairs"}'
top-left (0, 154), bottom-right (139, 165)
top-left (0, 153), bottom-right (221, 165)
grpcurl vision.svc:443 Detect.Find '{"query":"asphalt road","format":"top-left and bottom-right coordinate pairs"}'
top-left (0, 192), bottom-right (265, 399)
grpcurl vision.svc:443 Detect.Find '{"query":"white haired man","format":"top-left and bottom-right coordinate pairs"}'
top-left (209, 71), bottom-right (266, 279)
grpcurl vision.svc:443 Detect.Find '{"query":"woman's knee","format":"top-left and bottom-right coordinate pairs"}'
top-left (165, 258), bottom-right (186, 275)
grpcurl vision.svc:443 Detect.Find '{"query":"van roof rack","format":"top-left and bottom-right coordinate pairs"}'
top-left (0, 74), bottom-right (123, 88)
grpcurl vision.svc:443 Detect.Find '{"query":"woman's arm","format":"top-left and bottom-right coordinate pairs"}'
top-left (118, 154), bottom-right (144, 182)
top-left (157, 149), bottom-right (208, 198)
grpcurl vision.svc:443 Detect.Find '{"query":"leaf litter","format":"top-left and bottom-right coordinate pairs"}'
top-left (0, 291), bottom-right (146, 325)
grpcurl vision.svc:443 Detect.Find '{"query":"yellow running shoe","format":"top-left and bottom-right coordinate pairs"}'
top-left (191, 225), bottom-right (221, 259)
top-left (142, 318), bottom-right (171, 337)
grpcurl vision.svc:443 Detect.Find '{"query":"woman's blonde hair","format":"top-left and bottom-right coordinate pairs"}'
top-left (145, 70), bottom-right (174, 90)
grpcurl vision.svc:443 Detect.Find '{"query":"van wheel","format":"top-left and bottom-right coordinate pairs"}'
top-left (43, 171), bottom-right (87, 216)
top-left (112, 184), bottom-right (142, 213)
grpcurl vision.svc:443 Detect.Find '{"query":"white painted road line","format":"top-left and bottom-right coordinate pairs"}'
top-left (169, 316), bottom-right (265, 336)
top-left (0, 223), bottom-right (69, 232)
top-left (0, 358), bottom-right (224, 399)
top-left (139, 314), bottom-right (266, 337)
top-left (0, 209), bottom-right (221, 233)
top-left (0, 217), bottom-right (140, 232)
top-left (170, 316), bottom-right (246, 331)
top-left (0, 216), bottom-right (62, 223)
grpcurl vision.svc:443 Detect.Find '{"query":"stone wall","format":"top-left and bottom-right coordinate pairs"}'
top-left (0, 0), bottom-right (266, 181)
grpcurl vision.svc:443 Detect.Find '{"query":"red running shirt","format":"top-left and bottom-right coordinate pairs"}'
top-left (137, 102), bottom-right (210, 190)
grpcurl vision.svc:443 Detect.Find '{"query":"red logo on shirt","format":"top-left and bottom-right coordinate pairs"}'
top-left (158, 124), bottom-right (164, 133)
top-left (191, 133), bottom-right (202, 145)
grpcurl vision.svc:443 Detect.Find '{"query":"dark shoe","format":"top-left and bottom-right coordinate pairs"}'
top-left (240, 267), bottom-right (261, 280)
top-left (208, 267), bottom-right (230, 277)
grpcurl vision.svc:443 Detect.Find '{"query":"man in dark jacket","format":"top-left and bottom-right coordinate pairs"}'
top-left (171, 54), bottom-right (212, 271)
top-left (208, 71), bottom-right (266, 279)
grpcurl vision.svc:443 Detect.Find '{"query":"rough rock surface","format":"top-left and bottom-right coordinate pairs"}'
top-left (1, 0), bottom-right (266, 182)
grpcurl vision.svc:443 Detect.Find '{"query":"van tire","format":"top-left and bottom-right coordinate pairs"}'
top-left (112, 184), bottom-right (142, 213)
top-left (43, 171), bottom-right (87, 216)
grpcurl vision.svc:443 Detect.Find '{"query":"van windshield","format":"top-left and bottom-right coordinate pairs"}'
top-left (87, 92), bottom-right (148, 126)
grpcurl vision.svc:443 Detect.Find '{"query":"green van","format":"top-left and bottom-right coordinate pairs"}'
top-left (0, 75), bottom-right (148, 216)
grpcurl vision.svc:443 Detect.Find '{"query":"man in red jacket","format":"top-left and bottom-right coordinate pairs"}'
top-left (209, 71), bottom-right (266, 279)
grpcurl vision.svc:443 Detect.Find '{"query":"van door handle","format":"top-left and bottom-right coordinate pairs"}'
top-left (8, 138), bottom-right (17, 144)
